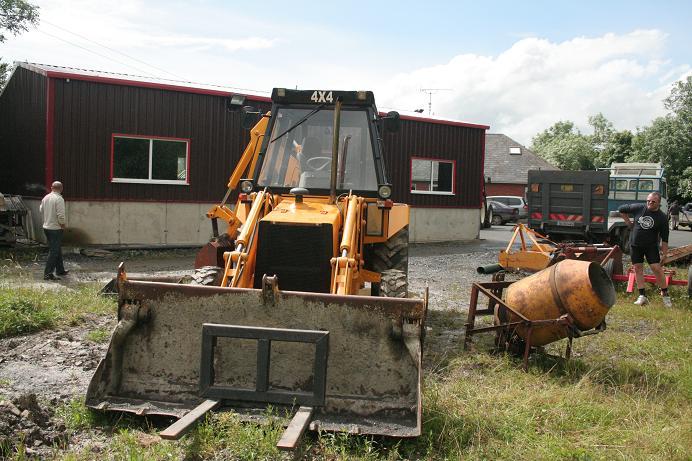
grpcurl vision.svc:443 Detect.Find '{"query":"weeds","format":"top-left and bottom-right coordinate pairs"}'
top-left (0, 285), bottom-right (114, 338)
top-left (85, 327), bottom-right (111, 344)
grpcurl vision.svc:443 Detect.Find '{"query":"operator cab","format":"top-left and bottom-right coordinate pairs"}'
top-left (253, 89), bottom-right (391, 198)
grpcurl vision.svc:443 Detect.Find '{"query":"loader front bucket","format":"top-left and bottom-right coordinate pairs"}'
top-left (86, 265), bottom-right (427, 437)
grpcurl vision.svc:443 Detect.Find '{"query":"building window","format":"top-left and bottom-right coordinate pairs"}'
top-left (111, 134), bottom-right (190, 185)
top-left (509, 146), bottom-right (522, 155)
top-left (410, 158), bottom-right (455, 195)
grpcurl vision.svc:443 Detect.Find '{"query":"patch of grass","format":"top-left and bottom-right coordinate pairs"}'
top-left (85, 327), bottom-right (111, 344)
top-left (0, 285), bottom-right (115, 338)
top-left (56, 399), bottom-right (107, 432)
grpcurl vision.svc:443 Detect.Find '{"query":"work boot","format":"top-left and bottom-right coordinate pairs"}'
top-left (633, 295), bottom-right (649, 306)
top-left (662, 295), bottom-right (673, 308)
top-left (44, 274), bottom-right (60, 281)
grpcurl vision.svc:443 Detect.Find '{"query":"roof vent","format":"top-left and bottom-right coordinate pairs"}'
top-left (509, 147), bottom-right (521, 155)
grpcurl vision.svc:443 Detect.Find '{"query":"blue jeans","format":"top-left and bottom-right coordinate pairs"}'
top-left (44, 228), bottom-right (65, 276)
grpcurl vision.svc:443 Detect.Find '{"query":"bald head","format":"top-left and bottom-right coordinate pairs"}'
top-left (51, 181), bottom-right (63, 193)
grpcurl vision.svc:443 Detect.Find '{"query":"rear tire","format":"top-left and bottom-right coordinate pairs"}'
top-left (491, 215), bottom-right (503, 226)
top-left (190, 266), bottom-right (223, 286)
top-left (380, 269), bottom-right (408, 298)
top-left (365, 226), bottom-right (409, 274)
top-left (484, 208), bottom-right (493, 229)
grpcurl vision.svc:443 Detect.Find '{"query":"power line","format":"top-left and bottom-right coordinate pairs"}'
top-left (41, 19), bottom-right (186, 80)
top-left (38, 29), bottom-right (158, 77)
top-left (35, 22), bottom-right (271, 96)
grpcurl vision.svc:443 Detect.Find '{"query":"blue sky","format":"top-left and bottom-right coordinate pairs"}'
top-left (2, 0), bottom-right (691, 143)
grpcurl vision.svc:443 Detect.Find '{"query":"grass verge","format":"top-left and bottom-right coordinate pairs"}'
top-left (0, 284), bottom-right (114, 338)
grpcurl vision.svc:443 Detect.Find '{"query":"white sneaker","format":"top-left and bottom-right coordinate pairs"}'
top-left (662, 296), bottom-right (672, 308)
top-left (633, 295), bottom-right (649, 306)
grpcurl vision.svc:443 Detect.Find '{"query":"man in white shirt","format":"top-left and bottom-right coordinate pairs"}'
top-left (40, 181), bottom-right (68, 280)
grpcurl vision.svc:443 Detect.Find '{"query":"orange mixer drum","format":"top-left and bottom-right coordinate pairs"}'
top-left (505, 259), bottom-right (616, 346)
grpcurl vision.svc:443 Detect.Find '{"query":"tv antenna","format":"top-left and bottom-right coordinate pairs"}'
top-left (420, 88), bottom-right (452, 116)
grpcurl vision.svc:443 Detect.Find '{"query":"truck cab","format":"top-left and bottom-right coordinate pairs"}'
top-left (607, 162), bottom-right (668, 212)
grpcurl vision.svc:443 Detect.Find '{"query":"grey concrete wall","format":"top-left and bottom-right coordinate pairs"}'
top-left (28, 199), bottom-right (480, 246)
top-left (61, 201), bottom-right (215, 245)
top-left (409, 208), bottom-right (480, 243)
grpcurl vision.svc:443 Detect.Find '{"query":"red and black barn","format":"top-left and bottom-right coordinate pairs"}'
top-left (0, 62), bottom-right (488, 244)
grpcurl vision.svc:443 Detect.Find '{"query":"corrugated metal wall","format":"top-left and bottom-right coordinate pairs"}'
top-left (52, 78), bottom-right (271, 202)
top-left (0, 66), bottom-right (47, 196)
top-left (4, 70), bottom-right (484, 207)
top-left (384, 119), bottom-right (484, 208)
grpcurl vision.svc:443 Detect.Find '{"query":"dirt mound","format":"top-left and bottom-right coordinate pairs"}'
top-left (0, 394), bottom-right (68, 457)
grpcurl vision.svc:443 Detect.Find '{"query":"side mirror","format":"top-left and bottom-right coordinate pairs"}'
top-left (382, 111), bottom-right (400, 133)
top-left (241, 106), bottom-right (262, 130)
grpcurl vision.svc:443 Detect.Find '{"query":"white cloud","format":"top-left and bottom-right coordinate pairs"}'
top-left (377, 30), bottom-right (689, 145)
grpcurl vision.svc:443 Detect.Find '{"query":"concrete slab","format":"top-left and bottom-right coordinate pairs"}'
top-left (165, 203), bottom-right (214, 244)
top-left (410, 208), bottom-right (479, 243)
top-left (65, 201), bottom-right (120, 245)
top-left (119, 202), bottom-right (166, 244)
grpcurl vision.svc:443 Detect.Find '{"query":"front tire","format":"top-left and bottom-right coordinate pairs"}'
top-left (365, 227), bottom-right (409, 274)
top-left (190, 266), bottom-right (223, 286)
top-left (380, 269), bottom-right (408, 298)
top-left (491, 214), bottom-right (503, 226)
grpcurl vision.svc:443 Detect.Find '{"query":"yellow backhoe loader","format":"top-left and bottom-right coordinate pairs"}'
top-left (86, 89), bottom-right (428, 445)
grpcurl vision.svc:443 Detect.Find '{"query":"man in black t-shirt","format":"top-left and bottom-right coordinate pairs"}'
top-left (617, 192), bottom-right (671, 307)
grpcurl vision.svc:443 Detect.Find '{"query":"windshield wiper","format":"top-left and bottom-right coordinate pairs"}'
top-left (270, 104), bottom-right (326, 143)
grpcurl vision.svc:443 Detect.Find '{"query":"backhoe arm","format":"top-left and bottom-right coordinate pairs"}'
top-left (221, 189), bottom-right (271, 287)
top-left (331, 195), bottom-right (364, 295)
top-left (206, 113), bottom-right (270, 237)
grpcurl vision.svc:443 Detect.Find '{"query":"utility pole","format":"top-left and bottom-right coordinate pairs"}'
top-left (420, 88), bottom-right (451, 116)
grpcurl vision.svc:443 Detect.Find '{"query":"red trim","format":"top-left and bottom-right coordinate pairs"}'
top-left (111, 133), bottom-right (192, 184)
top-left (112, 132), bottom-right (191, 142)
top-left (480, 132), bottom-right (486, 208)
top-left (379, 111), bottom-right (489, 130)
top-left (44, 70), bottom-right (272, 103)
top-left (401, 114), bottom-right (489, 130)
top-left (531, 212), bottom-right (542, 219)
top-left (45, 78), bottom-right (55, 190)
top-left (409, 156), bottom-right (457, 194)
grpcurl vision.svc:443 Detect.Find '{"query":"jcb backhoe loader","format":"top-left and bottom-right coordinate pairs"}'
top-left (86, 89), bottom-right (428, 443)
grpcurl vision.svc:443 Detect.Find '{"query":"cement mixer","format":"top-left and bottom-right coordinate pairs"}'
top-left (465, 259), bottom-right (615, 369)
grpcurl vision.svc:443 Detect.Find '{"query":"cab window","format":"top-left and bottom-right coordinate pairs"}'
top-left (257, 107), bottom-right (378, 192)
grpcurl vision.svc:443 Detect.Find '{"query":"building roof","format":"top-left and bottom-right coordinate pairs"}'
top-left (15, 62), bottom-right (490, 130)
top-left (484, 133), bottom-right (558, 184)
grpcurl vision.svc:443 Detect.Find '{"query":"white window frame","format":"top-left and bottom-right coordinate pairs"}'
top-left (410, 157), bottom-right (455, 196)
top-left (111, 134), bottom-right (190, 185)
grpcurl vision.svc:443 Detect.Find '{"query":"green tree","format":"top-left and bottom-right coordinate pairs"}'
top-left (628, 76), bottom-right (692, 200)
top-left (665, 75), bottom-right (692, 123)
top-left (0, 0), bottom-right (39, 87)
top-left (629, 115), bottom-right (690, 199)
top-left (531, 122), bottom-right (596, 170)
top-left (531, 120), bottom-right (599, 170)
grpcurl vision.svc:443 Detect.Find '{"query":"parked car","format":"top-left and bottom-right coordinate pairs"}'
top-left (678, 202), bottom-right (692, 230)
top-left (488, 200), bottom-right (519, 225)
top-left (487, 195), bottom-right (528, 219)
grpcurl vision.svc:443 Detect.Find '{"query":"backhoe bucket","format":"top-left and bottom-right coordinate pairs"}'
top-left (86, 265), bottom-right (427, 437)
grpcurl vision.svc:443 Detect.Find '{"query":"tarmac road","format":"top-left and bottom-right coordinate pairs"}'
top-left (481, 223), bottom-right (692, 250)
